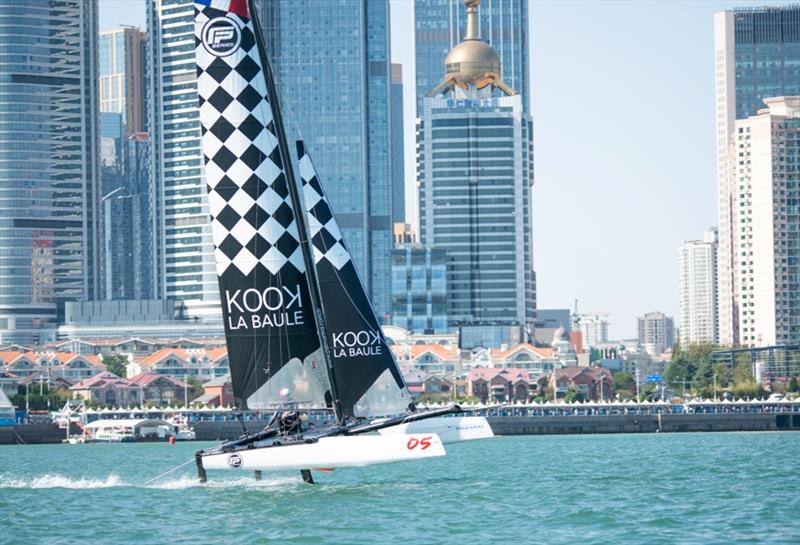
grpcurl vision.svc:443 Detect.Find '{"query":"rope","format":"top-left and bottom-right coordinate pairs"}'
top-left (142, 458), bottom-right (196, 486)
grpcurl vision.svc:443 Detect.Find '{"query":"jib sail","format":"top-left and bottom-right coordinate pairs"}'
top-left (297, 142), bottom-right (412, 418)
top-left (194, 0), bottom-right (331, 410)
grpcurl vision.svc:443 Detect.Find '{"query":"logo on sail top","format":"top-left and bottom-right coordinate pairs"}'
top-left (202, 17), bottom-right (242, 57)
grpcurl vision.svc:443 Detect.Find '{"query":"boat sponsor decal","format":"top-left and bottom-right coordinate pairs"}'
top-left (224, 285), bottom-right (305, 330)
top-left (331, 329), bottom-right (383, 358)
top-left (227, 453), bottom-right (244, 469)
top-left (406, 436), bottom-right (433, 451)
top-left (201, 16), bottom-right (242, 57)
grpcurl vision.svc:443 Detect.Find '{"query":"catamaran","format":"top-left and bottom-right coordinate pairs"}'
top-left (192, 0), bottom-right (491, 484)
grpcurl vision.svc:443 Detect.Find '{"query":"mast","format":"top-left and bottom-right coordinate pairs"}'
top-left (247, 0), bottom-right (344, 424)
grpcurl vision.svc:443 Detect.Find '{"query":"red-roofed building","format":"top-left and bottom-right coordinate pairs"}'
top-left (129, 371), bottom-right (194, 406)
top-left (401, 366), bottom-right (453, 400)
top-left (193, 374), bottom-right (235, 406)
top-left (392, 343), bottom-right (460, 374)
top-left (0, 351), bottom-right (105, 381)
top-left (129, 348), bottom-right (229, 381)
top-left (70, 372), bottom-right (141, 406)
top-left (549, 366), bottom-right (613, 401)
top-left (467, 367), bottom-right (535, 403)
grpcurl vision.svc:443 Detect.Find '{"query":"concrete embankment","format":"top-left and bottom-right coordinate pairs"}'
top-left (487, 413), bottom-right (800, 435)
top-left (1, 414), bottom-right (799, 445)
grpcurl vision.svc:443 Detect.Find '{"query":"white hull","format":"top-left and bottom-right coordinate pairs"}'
top-left (377, 416), bottom-right (494, 443)
top-left (201, 433), bottom-right (445, 472)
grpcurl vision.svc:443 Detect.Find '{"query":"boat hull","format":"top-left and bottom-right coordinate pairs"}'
top-left (201, 433), bottom-right (445, 472)
top-left (377, 416), bottom-right (494, 443)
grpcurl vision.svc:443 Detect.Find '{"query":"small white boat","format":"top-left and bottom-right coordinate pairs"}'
top-left (167, 416), bottom-right (197, 441)
top-left (93, 430), bottom-right (136, 443)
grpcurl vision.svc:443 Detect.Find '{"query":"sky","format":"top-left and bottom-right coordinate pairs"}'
top-left (98, 0), bottom-right (792, 339)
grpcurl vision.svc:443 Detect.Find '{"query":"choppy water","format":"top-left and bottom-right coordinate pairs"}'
top-left (1, 433), bottom-right (798, 545)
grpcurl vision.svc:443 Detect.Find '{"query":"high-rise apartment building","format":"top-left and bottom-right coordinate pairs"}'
top-left (678, 229), bottom-right (719, 346)
top-left (713, 6), bottom-right (800, 345)
top-left (256, 0), bottom-right (396, 321)
top-left (147, 0), bottom-right (220, 321)
top-left (0, 0), bottom-right (100, 345)
top-left (575, 313), bottom-right (610, 349)
top-left (637, 311), bottom-right (675, 357)
top-left (415, 0), bottom-right (530, 115)
top-left (733, 97), bottom-right (799, 346)
top-left (99, 27), bottom-right (145, 133)
top-left (417, 0), bottom-right (535, 331)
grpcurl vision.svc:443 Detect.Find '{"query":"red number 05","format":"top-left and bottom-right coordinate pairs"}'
top-left (406, 436), bottom-right (432, 450)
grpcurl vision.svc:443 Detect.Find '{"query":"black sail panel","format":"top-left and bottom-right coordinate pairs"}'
top-left (194, 0), bottom-right (330, 409)
top-left (297, 142), bottom-right (412, 418)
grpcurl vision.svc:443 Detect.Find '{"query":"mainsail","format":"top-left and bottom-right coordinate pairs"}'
top-left (194, 0), bottom-right (411, 419)
top-left (297, 143), bottom-right (412, 418)
top-left (194, 0), bottom-right (330, 410)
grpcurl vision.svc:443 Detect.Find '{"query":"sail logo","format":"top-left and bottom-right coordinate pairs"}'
top-left (331, 330), bottom-right (383, 358)
top-left (202, 17), bottom-right (241, 57)
top-left (224, 285), bottom-right (304, 330)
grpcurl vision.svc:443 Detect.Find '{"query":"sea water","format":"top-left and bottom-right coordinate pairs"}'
top-left (1, 432), bottom-right (798, 545)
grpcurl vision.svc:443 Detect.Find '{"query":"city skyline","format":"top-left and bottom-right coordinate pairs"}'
top-left (97, 0), bottom-right (796, 340)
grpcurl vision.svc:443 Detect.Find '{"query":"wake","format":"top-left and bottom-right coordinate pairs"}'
top-left (0, 473), bottom-right (297, 490)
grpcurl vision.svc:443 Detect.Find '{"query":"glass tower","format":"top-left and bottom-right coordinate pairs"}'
top-left (714, 6), bottom-right (800, 345)
top-left (256, 0), bottom-right (395, 322)
top-left (0, 0), bottom-right (100, 345)
top-left (147, 0), bottom-right (221, 322)
top-left (99, 28), bottom-right (145, 133)
top-left (415, 0), bottom-right (530, 114)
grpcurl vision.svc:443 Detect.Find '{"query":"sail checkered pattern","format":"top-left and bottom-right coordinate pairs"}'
top-left (195, 1), bottom-right (303, 277)
top-left (297, 144), bottom-right (353, 271)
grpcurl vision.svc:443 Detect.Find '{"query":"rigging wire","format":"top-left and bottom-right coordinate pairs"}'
top-left (142, 458), bottom-right (196, 486)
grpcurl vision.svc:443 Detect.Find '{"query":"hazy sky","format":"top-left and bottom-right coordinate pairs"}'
top-left (98, 0), bottom-right (792, 339)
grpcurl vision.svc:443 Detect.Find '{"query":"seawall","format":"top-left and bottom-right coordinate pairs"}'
top-left (1, 414), bottom-right (799, 445)
top-left (487, 413), bottom-right (800, 435)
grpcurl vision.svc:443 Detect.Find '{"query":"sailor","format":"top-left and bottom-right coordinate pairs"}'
top-left (278, 411), bottom-right (302, 435)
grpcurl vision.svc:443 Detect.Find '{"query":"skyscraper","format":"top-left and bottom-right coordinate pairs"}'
top-left (415, 0), bottom-right (530, 115)
top-left (678, 229), bottom-right (718, 345)
top-left (256, 0), bottom-right (396, 321)
top-left (147, 0), bottom-right (220, 321)
top-left (0, 0), bottom-right (100, 345)
top-left (733, 97), bottom-right (799, 346)
top-left (99, 27), bottom-right (145, 133)
top-left (417, 0), bottom-right (535, 333)
top-left (99, 27), bottom-right (151, 301)
top-left (391, 63), bottom-right (406, 225)
top-left (713, 6), bottom-right (800, 345)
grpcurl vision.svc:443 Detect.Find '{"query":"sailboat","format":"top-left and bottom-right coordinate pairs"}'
top-left (192, 0), bottom-right (491, 483)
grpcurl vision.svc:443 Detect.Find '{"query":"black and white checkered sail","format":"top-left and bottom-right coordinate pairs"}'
top-left (194, 0), bottom-right (330, 410)
top-left (298, 142), bottom-right (412, 418)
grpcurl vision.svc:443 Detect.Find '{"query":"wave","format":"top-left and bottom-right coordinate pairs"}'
top-left (0, 473), bottom-right (298, 490)
top-left (0, 473), bottom-right (123, 489)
